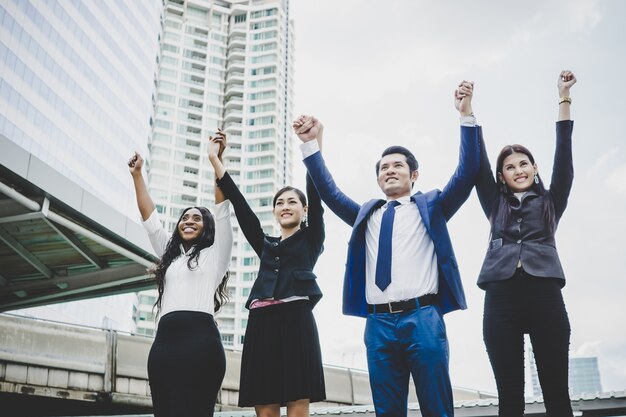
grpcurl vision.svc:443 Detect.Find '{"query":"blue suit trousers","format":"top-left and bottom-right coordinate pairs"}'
top-left (364, 304), bottom-right (453, 417)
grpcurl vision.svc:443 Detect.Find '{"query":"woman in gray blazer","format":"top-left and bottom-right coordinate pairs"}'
top-left (474, 70), bottom-right (577, 417)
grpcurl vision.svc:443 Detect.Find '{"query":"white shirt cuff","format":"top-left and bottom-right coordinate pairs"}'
top-left (460, 115), bottom-right (477, 127)
top-left (300, 140), bottom-right (320, 159)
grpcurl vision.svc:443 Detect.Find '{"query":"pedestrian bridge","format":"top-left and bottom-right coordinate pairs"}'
top-left (0, 314), bottom-right (493, 416)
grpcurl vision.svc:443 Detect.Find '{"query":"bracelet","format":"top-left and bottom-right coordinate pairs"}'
top-left (558, 96), bottom-right (572, 105)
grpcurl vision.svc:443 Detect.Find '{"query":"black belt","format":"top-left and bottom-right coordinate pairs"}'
top-left (367, 294), bottom-right (438, 314)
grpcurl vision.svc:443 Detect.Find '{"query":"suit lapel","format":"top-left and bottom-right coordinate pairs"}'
top-left (353, 199), bottom-right (384, 229)
top-left (413, 192), bottom-right (431, 233)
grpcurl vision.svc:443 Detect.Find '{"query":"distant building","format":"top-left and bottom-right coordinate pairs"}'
top-left (569, 356), bottom-right (602, 396)
top-left (529, 347), bottom-right (602, 397)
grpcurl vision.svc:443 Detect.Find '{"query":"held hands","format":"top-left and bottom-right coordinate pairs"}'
top-left (558, 70), bottom-right (577, 99)
top-left (128, 152), bottom-right (143, 177)
top-left (454, 80), bottom-right (474, 117)
top-left (293, 115), bottom-right (323, 145)
top-left (208, 128), bottom-right (227, 160)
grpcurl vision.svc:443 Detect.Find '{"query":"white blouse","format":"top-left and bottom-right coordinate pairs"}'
top-left (142, 201), bottom-right (233, 319)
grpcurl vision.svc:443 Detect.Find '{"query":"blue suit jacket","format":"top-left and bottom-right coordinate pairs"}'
top-left (303, 126), bottom-right (482, 318)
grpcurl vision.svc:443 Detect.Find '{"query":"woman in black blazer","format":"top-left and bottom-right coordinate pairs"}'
top-left (208, 130), bottom-right (326, 417)
top-left (475, 70), bottom-right (577, 417)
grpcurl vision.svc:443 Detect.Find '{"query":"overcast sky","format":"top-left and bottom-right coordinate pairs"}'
top-left (289, 0), bottom-right (626, 394)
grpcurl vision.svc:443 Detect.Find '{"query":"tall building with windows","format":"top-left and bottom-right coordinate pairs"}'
top-left (0, 0), bottom-right (162, 331)
top-left (568, 357), bottom-right (602, 396)
top-left (140, 0), bottom-right (295, 346)
top-left (0, 0), bottom-right (161, 219)
top-left (529, 348), bottom-right (603, 397)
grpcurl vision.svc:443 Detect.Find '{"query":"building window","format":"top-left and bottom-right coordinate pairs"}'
top-left (221, 334), bottom-right (234, 346)
top-left (243, 257), bottom-right (259, 266)
top-left (139, 295), bottom-right (157, 306)
top-left (242, 272), bottom-right (256, 281)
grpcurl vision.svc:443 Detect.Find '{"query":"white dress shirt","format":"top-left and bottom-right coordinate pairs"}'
top-left (365, 196), bottom-right (438, 304)
top-left (142, 200), bottom-right (233, 319)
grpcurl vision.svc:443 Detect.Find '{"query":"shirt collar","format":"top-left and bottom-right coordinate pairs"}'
top-left (180, 243), bottom-right (195, 255)
top-left (507, 189), bottom-right (539, 206)
top-left (385, 195), bottom-right (411, 207)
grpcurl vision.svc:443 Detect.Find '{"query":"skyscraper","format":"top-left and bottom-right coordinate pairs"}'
top-left (569, 357), bottom-right (602, 396)
top-left (0, 0), bottom-right (162, 331)
top-left (141, 0), bottom-right (295, 347)
top-left (529, 347), bottom-right (603, 397)
top-left (0, 0), bottom-right (161, 218)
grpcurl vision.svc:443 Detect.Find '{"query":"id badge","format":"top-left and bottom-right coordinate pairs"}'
top-left (489, 238), bottom-right (503, 250)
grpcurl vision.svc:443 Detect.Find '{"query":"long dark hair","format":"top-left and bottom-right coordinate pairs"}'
top-left (273, 186), bottom-right (308, 229)
top-left (492, 144), bottom-right (556, 234)
top-left (151, 206), bottom-right (230, 317)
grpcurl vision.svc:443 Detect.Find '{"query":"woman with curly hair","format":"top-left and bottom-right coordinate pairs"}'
top-left (128, 131), bottom-right (233, 417)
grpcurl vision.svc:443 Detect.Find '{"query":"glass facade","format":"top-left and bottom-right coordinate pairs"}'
top-left (1, 0), bottom-right (161, 332)
top-left (530, 347), bottom-right (603, 397)
top-left (0, 0), bottom-right (161, 217)
top-left (569, 357), bottom-right (602, 396)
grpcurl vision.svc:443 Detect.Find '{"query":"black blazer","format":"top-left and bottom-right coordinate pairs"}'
top-left (216, 172), bottom-right (325, 308)
top-left (475, 121), bottom-right (574, 288)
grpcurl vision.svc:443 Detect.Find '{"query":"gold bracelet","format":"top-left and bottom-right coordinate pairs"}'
top-left (558, 96), bottom-right (572, 105)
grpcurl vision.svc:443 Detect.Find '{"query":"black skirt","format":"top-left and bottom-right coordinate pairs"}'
top-left (148, 311), bottom-right (225, 417)
top-left (238, 300), bottom-right (326, 407)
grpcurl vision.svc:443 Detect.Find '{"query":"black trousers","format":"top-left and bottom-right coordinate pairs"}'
top-left (148, 311), bottom-right (226, 417)
top-left (483, 268), bottom-right (573, 417)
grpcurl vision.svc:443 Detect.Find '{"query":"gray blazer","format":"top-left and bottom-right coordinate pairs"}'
top-left (475, 121), bottom-right (574, 288)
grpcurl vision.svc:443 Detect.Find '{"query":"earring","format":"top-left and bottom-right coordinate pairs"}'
top-left (534, 174), bottom-right (539, 184)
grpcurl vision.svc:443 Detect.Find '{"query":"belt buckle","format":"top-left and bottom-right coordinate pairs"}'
top-left (388, 301), bottom-right (403, 314)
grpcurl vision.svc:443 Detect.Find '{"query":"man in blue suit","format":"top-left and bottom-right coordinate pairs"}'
top-left (293, 81), bottom-right (480, 417)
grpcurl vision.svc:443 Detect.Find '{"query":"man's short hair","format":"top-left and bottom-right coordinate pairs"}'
top-left (375, 146), bottom-right (419, 175)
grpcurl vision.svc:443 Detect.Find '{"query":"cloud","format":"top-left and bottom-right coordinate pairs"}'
top-left (567, 0), bottom-right (602, 32)
top-left (585, 147), bottom-right (619, 179)
top-left (606, 164), bottom-right (626, 194)
top-left (572, 341), bottom-right (603, 357)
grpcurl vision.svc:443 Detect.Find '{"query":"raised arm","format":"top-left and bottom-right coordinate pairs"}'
top-left (209, 134), bottom-right (265, 257)
top-left (128, 152), bottom-right (155, 221)
top-left (557, 70), bottom-right (576, 122)
top-left (210, 128), bottom-right (227, 204)
top-left (305, 173), bottom-right (325, 252)
top-left (128, 152), bottom-right (168, 256)
top-left (298, 118), bottom-right (325, 244)
top-left (440, 81), bottom-right (481, 220)
top-left (294, 115), bottom-right (361, 226)
top-left (212, 200), bottom-right (234, 279)
top-left (474, 128), bottom-right (499, 219)
top-left (550, 70), bottom-right (577, 218)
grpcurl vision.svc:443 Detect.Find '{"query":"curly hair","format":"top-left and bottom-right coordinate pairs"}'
top-left (151, 206), bottom-right (230, 318)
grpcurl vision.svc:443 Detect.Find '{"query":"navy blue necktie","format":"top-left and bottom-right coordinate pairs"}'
top-left (375, 200), bottom-right (400, 291)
